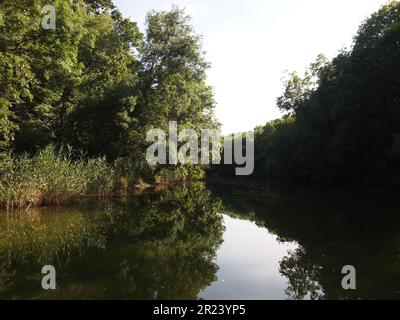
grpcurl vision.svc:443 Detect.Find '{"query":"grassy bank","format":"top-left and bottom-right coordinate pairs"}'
top-left (0, 146), bottom-right (144, 209)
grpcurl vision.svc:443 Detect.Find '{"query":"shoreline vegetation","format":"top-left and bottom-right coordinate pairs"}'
top-left (0, 1), bottom-right (215, 210)
top-left (249, 2), bottom-right (400, 186)
top-left (1, 1), bottom-right (400, 210)
top-left (0, 145), bottom-right (206, 210)
top-left (216, 1), bottom-right (400, 187)
top-left (0, 145), bottom-right (138, 209)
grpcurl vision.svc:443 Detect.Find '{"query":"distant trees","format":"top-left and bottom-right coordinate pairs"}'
top-left (0, 1), bottom-right (218, 167)
top-left (254, 1), bottom-right (400, 186)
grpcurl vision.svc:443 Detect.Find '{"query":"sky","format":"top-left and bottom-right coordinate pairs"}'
top-left (114, 0), bottom-right (389, 134)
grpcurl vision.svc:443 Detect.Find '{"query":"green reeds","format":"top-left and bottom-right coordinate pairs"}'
top-left (0, 145), bottom-right (141, 209)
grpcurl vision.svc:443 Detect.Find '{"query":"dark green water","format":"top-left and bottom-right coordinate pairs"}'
top-left (1, 182), bottom-right (400, 300)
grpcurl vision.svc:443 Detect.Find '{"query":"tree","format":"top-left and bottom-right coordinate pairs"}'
top-left (253, 1), bottom-right (400, 186)
top-left (0, 0), bottom-right (143, 158)
top-left (136, 8), bottom-right (218, 135)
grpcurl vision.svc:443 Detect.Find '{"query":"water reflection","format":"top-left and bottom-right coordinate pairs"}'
top-left (208, 183), bottom-right (400, 300)
top-left (200, 215), bottom-right (297, 300)
top-left (0, 183), bottom-right (224, 299)
top-left (1, 182), bottom-right (400, 300)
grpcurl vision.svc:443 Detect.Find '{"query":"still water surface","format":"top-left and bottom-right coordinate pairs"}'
top-left (200, 215), bottom-right (298, 300)
top-left (1, 182), bottom-right (400, 299)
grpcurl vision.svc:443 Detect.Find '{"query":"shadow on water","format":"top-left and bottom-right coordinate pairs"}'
top-left (207, 182), bottom-right (400, 300)
top-left (1, 181), bottom-right (400, 300)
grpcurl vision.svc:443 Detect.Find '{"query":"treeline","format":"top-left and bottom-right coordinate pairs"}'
top-left (0, 0), bottom-right (217, 207)
top-left (253, 1), bottom-right (400, 186)
top-left (0, 0), bottom-right (217, 164)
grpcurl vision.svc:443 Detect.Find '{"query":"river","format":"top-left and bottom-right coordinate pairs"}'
top-left (0, 182), bottom-right (399, 299)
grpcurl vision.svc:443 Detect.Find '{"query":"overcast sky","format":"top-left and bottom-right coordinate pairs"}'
top-left (114, 0), bottom-right (389, 134)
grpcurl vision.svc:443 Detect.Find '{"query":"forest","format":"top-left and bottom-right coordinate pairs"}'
top-left (1, 0), bottom-right (400, 209)
top-left (252, 1), bottom-right (400, 186)
top-left (0, 0), bottom-right (216, 208)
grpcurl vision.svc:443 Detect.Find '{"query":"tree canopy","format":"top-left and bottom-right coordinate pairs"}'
top-left (0, 1), bottom-right (218, 166)
top-left (253, 1), bottom-right (400, 186)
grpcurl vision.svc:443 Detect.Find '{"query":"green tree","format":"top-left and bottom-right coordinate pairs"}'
top-left (137, 8), bottom-right (218, 136)
top-left (253, 1), bottom-right (400, 186)
top-left (0, 0), bottom-right (143, 158)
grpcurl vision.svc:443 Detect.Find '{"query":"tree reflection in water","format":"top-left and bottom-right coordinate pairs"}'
top-left (2, 182), bottom-right (400, 300)
top-left (0, 182), bottom-right (224, 299)
top-left (208, 183), bottom-right (400, 300)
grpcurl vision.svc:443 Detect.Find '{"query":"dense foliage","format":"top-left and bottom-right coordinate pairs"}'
top-left (254, 1), bottom-right (400, 186)
top-left (0, 0), bottom-right (217, 166)
top-left (0, 1), bottom-right (219, 208)
top-left (2, 0), bottom-right (399, 194)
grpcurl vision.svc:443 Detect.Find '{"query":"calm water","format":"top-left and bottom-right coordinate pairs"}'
top-left (1, 182), bottom-right (400, 300)
top-left (200, 215), bottom-right (298, 300)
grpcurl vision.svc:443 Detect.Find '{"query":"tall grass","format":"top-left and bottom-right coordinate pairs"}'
top-left (0, 145), bottom-right (141, 209)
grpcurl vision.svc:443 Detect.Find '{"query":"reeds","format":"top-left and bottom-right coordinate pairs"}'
top-left (0, 145), bottom-right (140, 209)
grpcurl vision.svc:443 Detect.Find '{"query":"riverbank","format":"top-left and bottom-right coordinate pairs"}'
top-left (0, 145), bottom-right (144, 210)
top-left (0, 145), bottom-right (209, 210)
